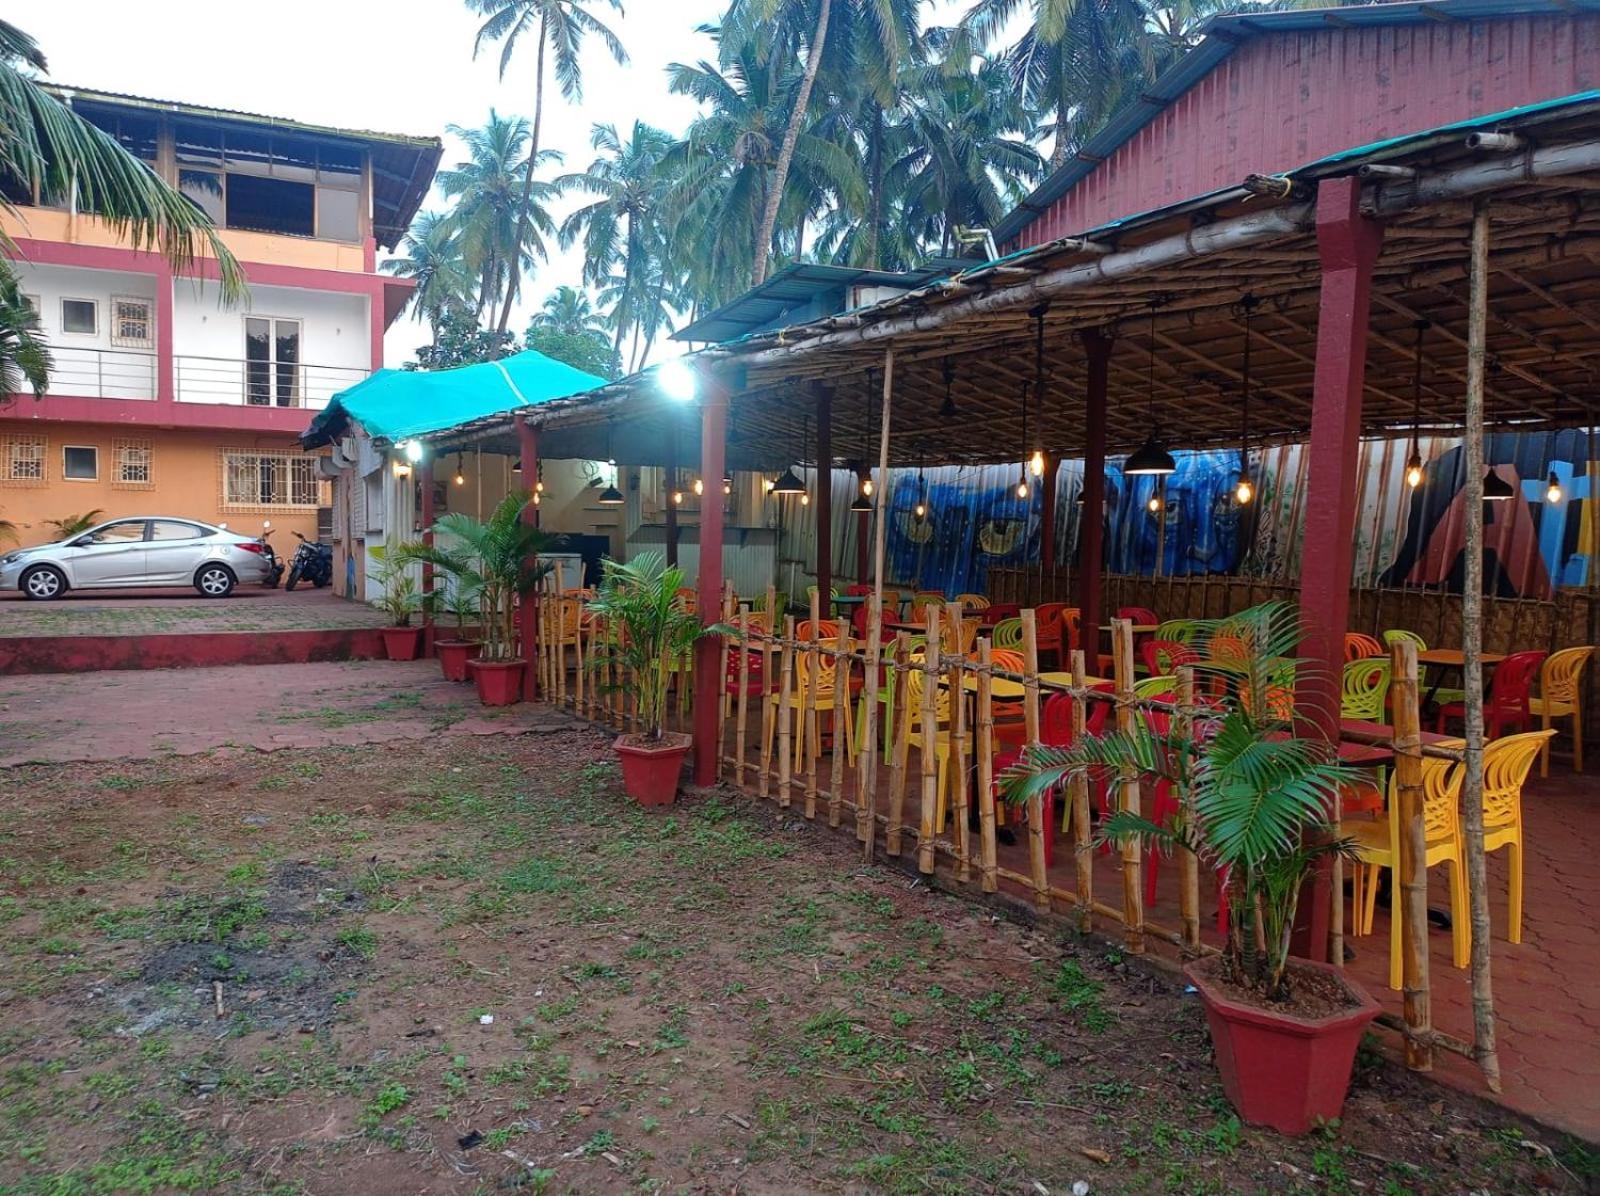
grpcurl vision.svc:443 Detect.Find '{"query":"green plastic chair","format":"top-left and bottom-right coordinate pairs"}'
top-left (1383, 629), bottom-right (1463, 706)
top-left (858, 634), bottom-right (927, 763)
top-left (991, 616), bottom-right (1024, 651)
top-left (1341, 658), bottom-right (1392, 721)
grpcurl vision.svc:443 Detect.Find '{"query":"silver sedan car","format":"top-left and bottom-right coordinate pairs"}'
top-left (0, 516), bottom-right (273, 600)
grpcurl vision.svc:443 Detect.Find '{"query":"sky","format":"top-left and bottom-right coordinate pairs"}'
top-left (18, 0), bottom-right (983, 368)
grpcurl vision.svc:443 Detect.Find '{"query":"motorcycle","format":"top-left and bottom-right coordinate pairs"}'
top-left (258, 523), bottom-right (285, 588)
top-left (284, 531), bottom-right (333, 591)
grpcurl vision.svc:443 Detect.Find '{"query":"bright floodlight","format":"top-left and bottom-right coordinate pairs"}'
top-left (658, 358), bottom-right (697, 401)
top-left (402, 439), bottom-right (423, 463)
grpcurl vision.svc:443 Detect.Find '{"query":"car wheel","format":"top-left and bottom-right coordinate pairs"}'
top-left (285, 565), bottom-right (301, 592)
top-left (195, 563), bottom-right (236, 598)
top-left (20, 564), bottom-right (66, 601)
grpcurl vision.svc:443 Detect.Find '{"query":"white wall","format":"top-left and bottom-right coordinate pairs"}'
top-left (10, 262), bottom-right (157, 400)
top-left (172, 280), bottom-right (370, 408)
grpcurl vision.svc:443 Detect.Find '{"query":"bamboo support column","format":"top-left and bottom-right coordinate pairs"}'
top-left (1175, 666), bottom-right (1201, 951)
top-left (917, 607), bottom-right (942, 875)
top-left (1021, 610), bottom-right (1050, 912)
top-left (715, 584), bottom-right (734, 770)
top-left (735, 613), bottom-right (751, 787)
top-left (1460, 201), bottom-right (1502, 1092)
top-left (886, 632), bottom-right (912, 856)
top-left (1390, 639), bottom-right (1434, 1072)
top-left (828, 624), bottom-right (848, 828)
top-left (977, 638), bottom-right (999, 893)
top-left (801, 591), bottom-right (821, 819)
top-left (777, 615), bottom-right (796, 809)
top-left (1112, 619), bottom-right (1146, 953)
top-left (1070, 649), bottom-right (1093, 933)
top-left (574, 602), bottom-right (586, 717)
top-left (757, 623), bottom-right (774, 799)
top-left (861, 347), bottom-right (895, 860)
top-left (858, 593), bottom-right (884, 857)
top-left (945, 602), bottom-right (971, 884)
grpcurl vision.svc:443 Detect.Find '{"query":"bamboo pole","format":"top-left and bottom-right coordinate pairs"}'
top-left (1070, 649), bottom-right (1093, 934)
top-left (917, 606), bottom-right (942, 875)
top-left (715, 583), bottom-right (734, 769)
top-left (977, 637), bottom-right (999, 893)
top-left (735, 612), bottom-right (751, 787)
top-left (858, 593), bottom-right (884, 858)
top-left (801, 591), bottom-right (821, 819)
top-left (574, 598), bottom-right (586, 717)
top-left (777, 615), bottom-right (796, 809)
top-left (1390, 638), bottom-right (1435, 1072)
top-left (1112, 618), bottom-right (1145, 954)
top-left (828, 624), bottom-right (847, 828)
top-left (757, 626), bottom-right (773, 798)
top-left (1175, 665), bottom-right (1201, 951)
top-left (859, 347), bottom-right (895, 861)
top-left (946, 602), bottom-right (971, 884)
top-left (886, 632), bottom-right (912, 856)
top-left (1460, 201), bottom-right (1502, 1092)
top-left (1021, 610), bottom-right (1050, 912)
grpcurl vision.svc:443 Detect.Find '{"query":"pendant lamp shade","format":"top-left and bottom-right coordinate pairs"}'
top-left (1483, 468), bottom-right (1514, 501)
top-left (1124, 436), bottom-right (1177, 476)
top-left (771, 467), bottom-right (806, 494)
top-left (598, 483), bottom-right (625, 505)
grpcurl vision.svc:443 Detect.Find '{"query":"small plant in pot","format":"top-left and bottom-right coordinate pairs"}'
top-left (1001, 600), bottom-right (1373, 1136)
top-left (368, 547), bottom-right (423, 661)
top-left (585, 551), bottom-right (714, 806)
top-left (401, 494), bottom-right (554, 705)
top-left (431, 577), bottom-right (483, 682)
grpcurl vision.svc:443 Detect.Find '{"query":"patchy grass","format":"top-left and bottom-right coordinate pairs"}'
top-left (0, 729), bottom-right (1583, 1194)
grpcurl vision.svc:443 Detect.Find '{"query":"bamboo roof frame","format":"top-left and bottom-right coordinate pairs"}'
top-left (420, 96), bottom-right (1600, 472)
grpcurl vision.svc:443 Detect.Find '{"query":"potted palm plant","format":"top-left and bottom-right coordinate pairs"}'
top-left (585, 551), bottom-right (713, 806)
top-left (432, 578), bottom-right (483, 682)
top-left (1001, 601), bottom-right (1375, 1136)
top-left (368, 546), bottom-right (424, 661)
top-left (400, 494), bottom-right (554, 705)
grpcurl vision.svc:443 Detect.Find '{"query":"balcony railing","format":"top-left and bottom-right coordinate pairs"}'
top-left (174, 355), bottom-right (367, 409)
top-left (44, 345), bottom-right (158, 400)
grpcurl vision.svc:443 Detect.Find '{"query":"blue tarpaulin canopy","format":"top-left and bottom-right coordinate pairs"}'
top-left (300, 350), bottom-right (607, 449)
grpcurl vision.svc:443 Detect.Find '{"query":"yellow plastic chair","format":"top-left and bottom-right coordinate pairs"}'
top-left (955, 593), bottom-right (990, 611)
top-left (1340, 658), bottom-right (1392, 721)
top-left (1345, 756), bottom-right (1469, 990)
top-left (940, 617), bottom-right (977, 657)
top-left (1531, 646), bottom-right (1593, 775)
top-left (1482, 730), bottom-right (1556, 944)
top-left (902, 664), bottom-right (972, 834)
top-left (762, 635), bottom-right (858, 773)
top-left (1133, 675), bottom-right (1176, 699)
top-left (990, 616), bottom-right (1024, 651)
top-left (859, 634), bottom-right (926, 764)
top-left (910, 591), bottom-right (945, 618)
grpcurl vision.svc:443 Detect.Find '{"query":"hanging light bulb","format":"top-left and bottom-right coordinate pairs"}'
top-left (693, 478), bottom-right (705, 497)
top-left (1029, 449), bottom-right (1045, 478)
top-left (1405, 320), bottom-right (1428, 490)
top-left (1126, 303), bottom-right (1176, 476)
top-left (1016, 474), bottom-right (1030, 500)
top-left (1028, 306), bottom-right (1049, 481)
top-left (453, 454), bottom-right (465, 487)
top-left (914, 500), bottom-right (927, 519)
top-left (722, 474), bottom-right (733, 496)
top-left (1146, 492), bottom-right (1163, 514)
top-left (672, 489), bottom-right (684, 505)
top-left (532, 490), bottom-right (542, 506)
top-left (535, 478), bottom-right (545, 494)
top-left (1234, 298), bottom-right (1255, 507)
top-left (1546, 471), bottom-right (1564, 503)
top-left (1234, 474), bottom-right (1254, 505)
top-left (861, 476), bottom-right (875, 498)
top-left (800, 492), bottom-right (810, 507)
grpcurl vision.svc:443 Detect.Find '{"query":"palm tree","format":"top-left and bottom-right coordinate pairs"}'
top-left (43, 509), bottom-right (105, 538)
top-left (436, 112), bottom-right (560, 321)
top-left (0, 267), bottom-right (50, 405)
top-left (556, 121), bottom-right (674, 357)
top-left (381, 211), bottom-right (471, 341)
top-left (531, 285), bottom-right (607, 337)
top-left (464, 0), bottom-right (627, 334)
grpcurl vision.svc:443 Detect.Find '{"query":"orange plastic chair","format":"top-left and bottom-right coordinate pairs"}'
top-left (1059, 608), bottom-right (1082, 658)
top-left (955, 593), bottom-right (990, 611)
top-left (674, 586), bottom-right (698, 615)
top-left (797, 619), bottom-right (843, 642)
top-left (1531, 646), bottom-right (1593, 775)
top-left (762, 633), bottom-right (858, 773)
top-left (1034, 602), bottom-right (1068, 666)
top-left (1481, 730), bottom-right (1556, 943)
top-left (1344, 632), bottom-right (1384, 662)
top-left (1344, 756), bottom-right (1469, 990)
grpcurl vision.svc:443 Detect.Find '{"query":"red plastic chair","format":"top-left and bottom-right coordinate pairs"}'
top-left (1139, 638), bottom-right (1198, 677)
top-left (725, 642), bottom-right (766, 700)
top-left (995, 691), bottom-right (1100, 869)
top-left (984, 602), bottom-right (1022, 623)
top-left (1435, 650), bottom-right (1546, 739)
top-left (1034, 602), bottom-right (1068, 667)
top-left (1118, 606), bottom-right (1159, 627)
top-left (844, 583), bottom-right (873, 597)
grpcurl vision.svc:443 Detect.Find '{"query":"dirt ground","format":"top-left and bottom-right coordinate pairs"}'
top-left (0, 727), bottom-right (1592, 1195)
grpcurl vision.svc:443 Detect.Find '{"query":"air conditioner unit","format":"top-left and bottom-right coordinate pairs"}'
top-left (329, 436), bottom-right (358, 469)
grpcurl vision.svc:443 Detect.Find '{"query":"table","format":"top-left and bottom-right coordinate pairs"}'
top-left (957, 670), bottom-right (1109, 701)
top-left (1099, 624), bottom-right (1160, 634)
top-left (1415, 648), bottom-right (1505, 710)
top-left (1337, 718), bottom-right (1462, 765)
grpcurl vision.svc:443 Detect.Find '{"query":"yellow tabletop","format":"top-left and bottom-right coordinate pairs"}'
top-left (956, 670), bottom-right (1108, 700)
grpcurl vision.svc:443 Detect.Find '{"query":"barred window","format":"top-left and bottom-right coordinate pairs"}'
top-left (110, 296), bottom-right (154, 349)
top-left (2, 435), bottom-right (45, 485)
top-left (114, 440), bottom-right (153, 488)
top-left (222, 450), bottom-right (322, 509)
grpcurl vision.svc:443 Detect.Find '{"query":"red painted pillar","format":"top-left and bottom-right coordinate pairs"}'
top-left (664, 422), bottom-right (679, 568)
top-left (814, 388), bottom-right (832, 601)
top-left (1297, 177), bottom-right (1383, 961)
top-left (517, 415), bottom-right (540, 697)
top-left (1040, 452), bottom-right (1057, 581)
top-left (693, 376), bottom-right (731, 785)
top-left (855, 466), bottom-right (871, 583)
top-left (369, 280), bottom-right (387, 374)
top-left (155, 261), bottom-right (175, 406)
top-left (1078, 331), bottom-right (1111, 653)
top-left (419, 457), bottom-right (436, 657)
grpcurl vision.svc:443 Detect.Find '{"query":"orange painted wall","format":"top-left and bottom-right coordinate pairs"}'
top-left (0, 421), bottom-right (325, 549)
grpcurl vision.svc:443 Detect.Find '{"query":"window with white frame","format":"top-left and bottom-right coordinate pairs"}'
top-left (222, 450), bottom-right (322, 509)
top-left (110, 296), bottom-right (154, 348)
top-left (62, 445), bottom-right (98, 481)
top-left (61, 298), bottom-right (97, 335)
top-left (2, 435), bottom-right (45, 485)
top-left (114, 439), bottom-right (153, 488)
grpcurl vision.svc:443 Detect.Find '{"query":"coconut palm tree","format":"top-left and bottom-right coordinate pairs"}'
top-left (437, 112), bottom-right (561, 321)
top-left (0, 267), bottom-right (49, 405)
top-left (381, 211), bottom-right (471, 341)
top-left (531, 285), bottom-right (607, 337)
top-left (464, 0), bottom-right (627, 334)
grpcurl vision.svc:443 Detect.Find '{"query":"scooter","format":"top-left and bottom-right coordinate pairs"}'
top-left (258, 521), bottom-right (285, 588)
top-left (284, 531), bottom-right (333, 591)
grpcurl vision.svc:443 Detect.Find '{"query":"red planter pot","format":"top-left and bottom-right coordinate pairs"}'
top-left (380, 626), bottom-right (422, 661)
top-left (614, 733), bottom-right (692, 807)
top-left (435, 639), bottom-right (481, 683)
top-left (469, 658), bottom-right (525, 706)
top-left (1185, 955), bottom-right (1379, 1136)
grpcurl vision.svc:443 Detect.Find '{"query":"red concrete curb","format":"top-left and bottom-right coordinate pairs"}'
top-left (0, 628), bottom-right (390, 675)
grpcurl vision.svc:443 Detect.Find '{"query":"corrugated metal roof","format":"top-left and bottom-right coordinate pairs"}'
top-left (990, 0), bottom-right (1596, 246)
top-left (673, 262), bottom-right (960, 344)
